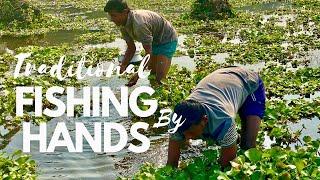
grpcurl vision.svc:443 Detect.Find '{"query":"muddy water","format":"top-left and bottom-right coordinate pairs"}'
top-left (0, 30), bottom-right (86, 50)
top-left (3, 117), bottom-right (118, 179)
top-left (0, 4), bottom-right (109, 51)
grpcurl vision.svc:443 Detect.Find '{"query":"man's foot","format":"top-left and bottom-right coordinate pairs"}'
top-left (126, 75), bottom-right (139, 87)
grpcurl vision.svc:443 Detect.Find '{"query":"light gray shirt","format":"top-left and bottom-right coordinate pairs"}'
top-left (170, 67), bottom-right (260, 147)
top-left (120, 10), bottom-right (177, 45)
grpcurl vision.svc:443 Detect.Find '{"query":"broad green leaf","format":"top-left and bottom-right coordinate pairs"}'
top-left (11, 150), bottom-right (22, 157)
top-left (303, 136), bottom-right (312, 143)
top-left (278, 172), bottom-right (291, 180)
top-left (245, 148), bottom-right (262, 163)
top-left (16, 156), bottom-right (29, 165)
top-left (250, 170), bottom-right (263, 180)
top-left (295, 160), bottom-right (307, 172)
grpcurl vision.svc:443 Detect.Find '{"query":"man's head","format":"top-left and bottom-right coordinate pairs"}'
top-left (174, 100), bottom-right (208, 140)
top-left (104, 0), bottom-right (130, 26)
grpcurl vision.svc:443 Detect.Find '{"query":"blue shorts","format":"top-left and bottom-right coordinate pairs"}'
top-left (239, 78), bottom-right (266, 119)
top-left (152, 40), bottom-right (178, 60)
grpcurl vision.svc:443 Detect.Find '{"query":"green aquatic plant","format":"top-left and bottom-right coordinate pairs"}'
top-left (261, 64), bottom-right (320, 98)
top-left (76, 32), bottom-right (116, 44)
top-left (127, 138), bottom-right (320, 179)
top-left (190, 0), bottom-right (235, 20)
top-left (0, 150), bottom-right (37, 180)
top-left (0, 0), bottom-right (41, 28)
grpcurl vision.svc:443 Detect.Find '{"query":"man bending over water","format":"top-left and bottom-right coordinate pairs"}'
top-left (167, 66), bottom-right (266, 167)
top-left (104, 0), bottom-right (178, 86)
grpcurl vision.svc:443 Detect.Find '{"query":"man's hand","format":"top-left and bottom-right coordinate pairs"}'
top-left (142, 44), bottom-right (152, 70)
top-left (120, 62), bottom-right (128, 74)
top-left (126, 73), bottom-right (139, 87)
top-left (219, 143), bottom-right (237, 168)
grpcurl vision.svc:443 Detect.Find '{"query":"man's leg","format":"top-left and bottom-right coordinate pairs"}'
top-left (239, 78), bottom-right (265, 150)
top-left (240, 115), bottom-right (261, 150)
top-left (155, 55), bottom-right (171, 84)
top-left (147, 55), bottom-right (158, 86)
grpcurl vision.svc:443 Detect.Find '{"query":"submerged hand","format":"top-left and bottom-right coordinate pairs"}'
top-left (126, 74), bottom-right (139, 87)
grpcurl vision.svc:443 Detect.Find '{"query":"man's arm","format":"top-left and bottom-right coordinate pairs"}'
top-left (142, 44), bottom-right (152, 70)
top-left (120, 39), bottom-right (136, 73)
top-left (167, 139), bottom-right (181, 167)
top-left (219, 143), bottom-right (237, 168)
top-left (143, 44), bottom-right (152, 55)
top-left (218, 122), bottom-right (238, 168)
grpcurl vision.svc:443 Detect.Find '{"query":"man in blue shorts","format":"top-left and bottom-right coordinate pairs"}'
top-left (104, 0), bottom-right (178, 86)
top-left (167, 66), bottom-right (266, 168)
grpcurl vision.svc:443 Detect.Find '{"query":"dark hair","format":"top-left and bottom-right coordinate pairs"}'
top-left (173, 100), bottom-right (206, 133)
top-left (104, 0), bottom-right (129, 13)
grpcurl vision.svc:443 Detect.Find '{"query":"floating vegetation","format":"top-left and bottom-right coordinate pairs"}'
top-left (0, 150), bottom-right (37, 180)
